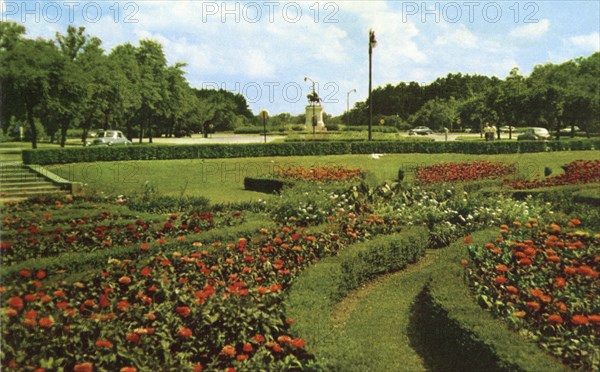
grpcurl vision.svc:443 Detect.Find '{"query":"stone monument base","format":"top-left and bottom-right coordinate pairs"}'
top-left (304, 105), bottom-right (326, 131)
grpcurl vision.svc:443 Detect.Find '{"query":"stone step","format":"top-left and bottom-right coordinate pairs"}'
top-left (0, 185), bottom-right (63, 197)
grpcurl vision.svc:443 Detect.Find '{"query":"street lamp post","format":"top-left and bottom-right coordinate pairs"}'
top-left (368, 29), bottom-right (377, 141)
top-left (346, 89), bottom-right (356, 127)
top-left (304, 76), bottom-right (317, 135)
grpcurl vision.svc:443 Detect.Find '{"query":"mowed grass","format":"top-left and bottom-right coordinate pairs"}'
top-left (45, 151), bottom-right (600, 203)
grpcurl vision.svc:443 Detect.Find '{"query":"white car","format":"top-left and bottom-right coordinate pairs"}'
top-left (88, 130), bottom-right (132, 146)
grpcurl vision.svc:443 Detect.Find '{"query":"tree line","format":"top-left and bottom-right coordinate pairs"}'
top-left (0, 22), bottom-right (254, 148)
top-left (343, 53), bottom-right (599, 138)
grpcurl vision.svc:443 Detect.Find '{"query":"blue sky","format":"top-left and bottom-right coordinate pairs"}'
top-left (2, 1), bottom-right (599, 115)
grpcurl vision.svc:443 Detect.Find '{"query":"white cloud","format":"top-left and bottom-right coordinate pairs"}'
top-left (569, 32), bottom-right (600, 51)
top-left (244, 50), bottom-right (276, 78)
top-left (510, 19), bottom-right (550, 39)
top-left (434, 25), bottom-right (479, 49)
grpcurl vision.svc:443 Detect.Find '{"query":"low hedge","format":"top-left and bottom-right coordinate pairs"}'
top-left (243, 177), bottom-right (294, 194)
top-left (337, 226), bottom-right (429, 298)
top-left (416, 230), bottom-right (572, 372)
top-left (22, 140), bottom-right (600, 165)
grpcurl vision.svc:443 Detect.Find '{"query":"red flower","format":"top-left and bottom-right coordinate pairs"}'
top-left (252, 334), bottom-right (265, 343)
top-left (242, 343), bottom-right (253, 353)
top-left (140, 243), bottom-right (150, 250)
top-left (588, 315), bottom-right (600, 324)
top-left (526, 301), bottom-right (541, 311)
top-left (121, 367), bottom-right (137, 372)
top-left (176, 306), bottom-right (191, 317)
top-left (571, 315), bottom-right (589, 325)
top-left (178, 327), bottom-right (193, 338)
top-left (547, 314), bottom-right (564, 325)
top-left (19, 269), bottom-right (31, 277)
top-left (7, 296), bottom-right (24, 311)
top-left (140, 267), bottom-right (152, 277)
top-left (506, 286), bottom-right (518, 295)
top-left (494, 275), bottom-right (507, 285)
top-left (290, 338), bottom-right (305, 348)
top-left (73, 363), bottom-right (93, 372)
top-left (126, 333), bottom-right (141, 344)
top-left (36, 270), bottom-right (46, 279)
top-left (96, 339), bottom-right (114, 348)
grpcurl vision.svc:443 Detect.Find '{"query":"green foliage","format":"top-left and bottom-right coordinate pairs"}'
top-left (337, 227), bottom-right (428, 298)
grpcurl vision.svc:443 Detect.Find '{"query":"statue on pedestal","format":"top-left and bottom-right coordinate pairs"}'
top-left (304, 79), bottom-right (326, 131)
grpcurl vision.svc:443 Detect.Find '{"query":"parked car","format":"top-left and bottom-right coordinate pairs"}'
top-left (517, 127), bottom-right (551, 141)
top-left (88, 130), bottom-right (132, 146)
top-left (408, 126), bottom-right (433, 135)
top-left (560, 126), bottom-right (580, 134)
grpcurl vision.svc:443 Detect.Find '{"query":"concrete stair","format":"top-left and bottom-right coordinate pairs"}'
top-left (0, 162), bottom-right (65, 200)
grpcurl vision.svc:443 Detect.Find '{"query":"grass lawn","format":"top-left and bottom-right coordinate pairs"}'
top-left (44, 151), bottom-right (600, 204)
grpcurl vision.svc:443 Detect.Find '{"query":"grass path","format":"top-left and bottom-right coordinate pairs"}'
top-left (319, 250), bottom-right (441, 371)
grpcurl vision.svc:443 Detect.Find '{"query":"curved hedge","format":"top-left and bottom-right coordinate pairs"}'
top-left (22, 140), bottom-right (600, 165)
top-left (415, 230), bottom-right (572, 372)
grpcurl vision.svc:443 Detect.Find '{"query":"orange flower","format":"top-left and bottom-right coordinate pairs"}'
top-left (540, 294), bottom-right (552, 303)
top-left (236, 354), bottom-right (249, 361)
top-left (515, 310), bottom-right (526, 318)
top-left (577, 265), bottom-right (598, 278)
top-left (121, 368), bottom-right (137, 372)
top-left (506, 285), bottom-right (519, 295)
top-left (252, 334), bottom-right (265, 343)
top-left (555, 301), bottom-right (568, 313)
top-left (547, 314), bottom-right (563, 325)
top-left (460, 259), bottom-right (469, 266)
top-left (588, 315), bottom-right (600, 324)
top-left (118, 276), bottom-right (132, 285)
top-left (178, 327), bottom-right (193, 338)
top-left (526, 301), bottom-right (540, 311)
top-left (495, 264), bottom-right (509, 272)
top-left (464, 236), bottom-right (472, 244)
top-left (530, 288), bottom-right (543, 298)
top-left (567, 218), bottom-right (581, 227)
top-left (546, 255), bottom-right (561, 263)
top-left (571, 314), bottom-right (589, 325)
top-left (242, 343), bottom-right (253, 353)
top-left (39, 317), bottom-right (54, 328)
top-left (494, 276), bottom-right (507, 285)
top-left (553, 277), bottom-right (566, 289)
top-left (518, 257), bottom-right (532, 265)
top-left (564, 267), bottom-right (577, 275)
top-left (221, 345), bottom-right (236, 357)
top-left (290, 338), bottom-right (305, 348)
top-left (73, 363), bottom-right (93, 372)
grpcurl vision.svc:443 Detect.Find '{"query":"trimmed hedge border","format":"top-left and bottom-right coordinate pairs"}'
top-left (243, 177), bottom-right (294, 194)
top-left (418, 230), bottom-right (572, 372)
top-left (22, 140), bottom-right (600, 165)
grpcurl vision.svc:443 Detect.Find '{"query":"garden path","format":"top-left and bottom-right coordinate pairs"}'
top-left (326, 250), bottom-right (441, 371)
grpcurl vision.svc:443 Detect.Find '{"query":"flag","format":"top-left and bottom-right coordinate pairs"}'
top-left (369, 29), bottom-right (377, 49)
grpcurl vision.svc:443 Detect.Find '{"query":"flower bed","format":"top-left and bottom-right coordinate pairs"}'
top-left (275, 164), bottom-right (364, 184)
top-left (1, 197), bottom-right (244, 266)
top-left (416, 161), bottom-right (515, 185)
top-left (506, 160), bottom-right (600, 189)
top-left (463, 219), bottom-right (599, 370)
top-left (0, 196), bottom-right (392, 371)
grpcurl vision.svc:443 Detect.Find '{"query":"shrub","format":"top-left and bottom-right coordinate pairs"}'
top-left (244, 177), bottom-right (293, 194)
top-left (22, 140), bottom-right (600, 165)
top-left (337, 226), bottom-right (428, 298)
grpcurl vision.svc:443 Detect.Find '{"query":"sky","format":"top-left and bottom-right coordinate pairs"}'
top-left (2, 0), bottom-right (599, 115)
